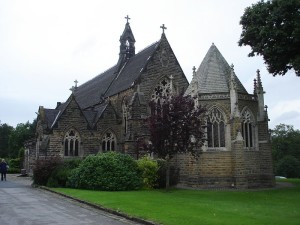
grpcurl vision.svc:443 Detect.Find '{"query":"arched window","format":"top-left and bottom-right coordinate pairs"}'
top-left (64, 129), bottom-right (80, 156)
top-left (122, 101), bottom-right (128, 135)
top-left (207, 108), bottom-right (226, 148)
top-left (102, 132), bottom-right (117, 151)
top-left (241, 109), bottom-right (254, 148)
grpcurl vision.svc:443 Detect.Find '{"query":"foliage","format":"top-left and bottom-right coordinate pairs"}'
top-left (8, 121), bottom-right (36, 158)
top-left (137, 156), bottom-right (159, 189)
top-left (239, 0), bottom-right (300, 76)
top-left (47, 159), bottom-right (82, 187)
top-left (155, 159), bottom-right (179, 188)
top-left (54, 179), bottom-right (300, 225)
top-left (8, 158), bottom-right (21, 170)
top-left (272, 124), bottom-right (300, 178)
top-left (0, 123), bottom-right (13, 158)
top-left (148, 93), bottom-right (206, 159)
top-left (148, 93), bottom-right (206, 188)
top-left (33, 157), bottom-right (62, 186)
top-left (272, 123), bottom-right (300, 166)
top-left (276, 155), bottom-right (300, 178)
top-left (67, 152), bottom-right (143, 191)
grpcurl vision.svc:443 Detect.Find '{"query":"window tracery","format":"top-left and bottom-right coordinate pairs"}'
top-left (241, 109), bottom-right (254, 148)
top-left (151, 78), bottom-right (174, 102)
top-left (207, 108), bottom-right (226, 148)
top-left (102, 132), bottom-right (117, 151)
top-left (64, 129), bottom-right (80, 156)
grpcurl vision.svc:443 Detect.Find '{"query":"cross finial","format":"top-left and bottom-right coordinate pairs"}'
top-left (74, 80), bottom-right (78, 88)
top-left (125, 15), bottom-right (130, 23)
top-left (160, 24), bottom-right (167, 33)
top-left (192, 66), bottom-right (196, 73)
top-left (69, 86), bottom-right (75, 93)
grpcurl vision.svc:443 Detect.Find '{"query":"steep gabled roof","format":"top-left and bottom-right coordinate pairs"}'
top-left (74, 66), bottom-right (117, 109)
top-left (74, 41), bottom-right (158, 109)
top-left (186, 44), bottom-right (247, 95)
top-left (105, 42), bottom-right (158, 97)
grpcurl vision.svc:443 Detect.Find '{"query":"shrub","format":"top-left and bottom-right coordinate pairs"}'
top-left (67, 152), bottom-right (142, 191)
top-left (47, 158), bottom-right (82, 187)
top-left (156, 159), bottom-right (179, 188)
top-left (8, 158), bottom-right (21, 173)
top-left (137, 156), bottom-right (159, 189)
top-left (33, 157), bottom-right (62, 185)
top-left (276, 155), bottom-right (300, 178)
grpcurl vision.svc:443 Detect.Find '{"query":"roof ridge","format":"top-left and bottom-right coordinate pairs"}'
top-left (136, 41), bottom-right (158, 55)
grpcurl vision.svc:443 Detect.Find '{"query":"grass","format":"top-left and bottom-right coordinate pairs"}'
top-left (53, 179), bottom-right (300, 225)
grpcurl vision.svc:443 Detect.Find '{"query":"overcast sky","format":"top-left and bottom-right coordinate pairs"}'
top-left (0, 0), bottom-right (299, 130)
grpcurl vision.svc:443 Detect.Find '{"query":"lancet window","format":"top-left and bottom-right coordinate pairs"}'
top-left (207, 108), bottom-right (226, 148)
top-left (241, 109), bottom-right (254, 148)
top-left (64, 129), bottom-right (80, 156)
top-left (102, 132), bottom-right (117, 151)
top-left (122, 101), bottom-right (129, 135)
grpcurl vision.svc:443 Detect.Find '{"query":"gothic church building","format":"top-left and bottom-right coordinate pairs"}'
top-left (27, 19), bottom-right (274, 188)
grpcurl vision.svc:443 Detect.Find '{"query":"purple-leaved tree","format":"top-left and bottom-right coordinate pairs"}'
top-left (148, 93), bottom-right (206, 189)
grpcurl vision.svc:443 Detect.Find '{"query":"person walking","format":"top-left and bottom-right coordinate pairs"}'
top-left (0, 159), bottom-right (8, 181)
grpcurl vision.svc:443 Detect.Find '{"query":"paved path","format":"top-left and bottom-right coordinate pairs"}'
top-left (0, 174), bottom-right (141, 225)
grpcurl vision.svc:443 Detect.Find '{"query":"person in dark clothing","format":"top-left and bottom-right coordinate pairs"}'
top-left (0, 159), bottom-right (8, 181)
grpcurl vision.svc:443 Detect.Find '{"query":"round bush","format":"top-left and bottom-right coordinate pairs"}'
top-left (67, 152), bottom-right (142, 191)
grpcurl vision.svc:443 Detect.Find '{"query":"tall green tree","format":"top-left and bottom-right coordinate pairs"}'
top-left (272, 124), bottom-right (300, 177)
top-left (148, 94), bottom-right (206, 189)
top-left (239, 0), bottom-right (300, 76)
top-left (0, 122), bottom-right (14, 157)
top-left (8, 121), bottom-right (36, 158)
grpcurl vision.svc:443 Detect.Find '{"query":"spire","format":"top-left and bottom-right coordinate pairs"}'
top-left (185, 43), bottom-right (248, 95)
top-left (116, 16), bottom-right (136, 73)
top-left (119, 16), bottom-right (135, 58)
top-left (255, 69), bottom-right (266, 121)
top-left (256, 69), bottom-right (263, 92)
top-left (230, 65), bottom-right (240, 118)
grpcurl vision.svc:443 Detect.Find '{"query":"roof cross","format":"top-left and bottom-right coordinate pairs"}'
top-left (160, 24), bottom-right (167, 33)
top-left (74, 79), bottom-right (78, 88)
top-left (192, 66), bottom-right (196, 74)
top-left (125, 15), bottom-right (130, 23)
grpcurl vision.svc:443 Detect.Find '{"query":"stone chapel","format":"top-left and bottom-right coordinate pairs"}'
top-left (25, 18), bottom-right (275, 189)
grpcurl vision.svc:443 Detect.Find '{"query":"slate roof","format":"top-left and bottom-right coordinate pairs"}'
top-left (105, 42), bottom-right (158, 97)
top-left (74, 41), bottom-right (158, 109)
top-left (43, 108), bottom-right (60, 128)
top-left (42, 41), bottom-right (159, 128)
top-left (186, 44), bottom-right (248, 95)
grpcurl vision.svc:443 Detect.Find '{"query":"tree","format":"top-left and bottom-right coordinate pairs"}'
top-left (8, 121), bottom-right (36, 158)
top-left (148, 94), bottom-right (206, 189)
top-left (276, 155), bottom-right (300, 178)
top-left (272, 124), bottom-right (300, 177)
top-left (0, 122), bottom-right (14, 157)
top-left (238, 0), bottom-right (300, 76)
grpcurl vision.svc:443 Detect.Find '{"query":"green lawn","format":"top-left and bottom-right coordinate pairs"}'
top-left (53, 179), bottom-right (300, 225)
